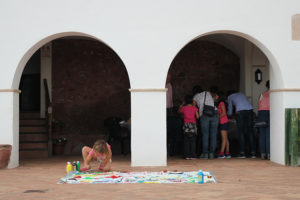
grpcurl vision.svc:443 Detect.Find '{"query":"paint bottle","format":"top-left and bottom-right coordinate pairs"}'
top-left (66, 162), bottom-right (72, 175)
top-left (76, 161), bottom-right (80, 172)
top-left (197, 171), bottom-right (204, 184)
top-left (72, 161), bottom-right (77, 172)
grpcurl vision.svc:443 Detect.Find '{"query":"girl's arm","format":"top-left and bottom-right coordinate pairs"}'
top-left (84, 154), bottom-right (92, 169)
top-left (195, 110), bottom-right (200, 119)
top-left (257, 94), bottom-right (262, 108)
top-left (101, 148), bottom-right (112, 167)
top-left (178, 102), bottom-right (185, 113)
top-left (220, 103), bottom-right (226, 118)
top-left (193, 100), bottom-right (197, 106)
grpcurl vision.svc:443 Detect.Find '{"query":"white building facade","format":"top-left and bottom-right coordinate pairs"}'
top-left (1, 0), bottom-right (300, 168)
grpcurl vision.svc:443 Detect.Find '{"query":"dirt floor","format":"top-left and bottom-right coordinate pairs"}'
top-left (0, 155), bottom-right (300, 200)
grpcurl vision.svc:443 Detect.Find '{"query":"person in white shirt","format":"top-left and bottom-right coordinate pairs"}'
top-left (193, 86), bottom-right (219, 159)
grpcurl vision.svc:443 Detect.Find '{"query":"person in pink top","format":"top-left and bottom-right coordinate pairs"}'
top-left (179, 95), bottom-right (199, 159)
top-left (166, 73), bottom-right (173, 116)
top-left (215, 91), bottom-right (231, 158)
top-left (81, 139), bottom-right (112, 171)
top-left (256, 80), bottom-right (270, 160)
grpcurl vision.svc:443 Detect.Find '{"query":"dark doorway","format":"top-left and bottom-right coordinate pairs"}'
top-left (19, 74), bottom-right (40, 111)
top-left (51, 38), bottom-right (131, 155)
top-left (167, 39), bottom-right (240, 158)
top-left (19, 50), bottom-right (41, 111)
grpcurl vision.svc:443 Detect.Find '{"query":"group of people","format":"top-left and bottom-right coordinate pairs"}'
top-left (167, 74), bottom-right (270, 160)
top-left (178, 86), bottom-right (230, 159)
top-left (76, 77), bottom-right (270, 172)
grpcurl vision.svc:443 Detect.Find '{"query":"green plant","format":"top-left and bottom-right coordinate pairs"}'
top-left (52, 119), bottom-right (64, 128)
top-left (53, 137), bottom-right (67, 145)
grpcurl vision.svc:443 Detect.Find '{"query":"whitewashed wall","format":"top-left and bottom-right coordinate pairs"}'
top-left (1, 0), bottom-right (300, 167)
top-left (40, 43), bottom-right (52, 118)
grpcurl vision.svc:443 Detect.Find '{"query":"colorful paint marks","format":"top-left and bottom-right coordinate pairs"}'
top-left (59, 170), bottom-right (216, 184)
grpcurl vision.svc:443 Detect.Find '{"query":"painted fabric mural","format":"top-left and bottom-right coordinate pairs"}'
top-left (59, 170), bottom-right (216, 184)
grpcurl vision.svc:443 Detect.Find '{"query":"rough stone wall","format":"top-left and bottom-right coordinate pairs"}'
top-left (52, 39), bottom-right (130, 142)
top-left (168, 40), bottom-right (240, 106)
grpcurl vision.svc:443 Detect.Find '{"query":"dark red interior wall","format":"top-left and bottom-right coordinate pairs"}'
top-left (51, 39), bottom-right (239, 154)
top-left (52, 39), bottom-right (130, 137)
top-left (168, 40), bottom-right (240, 106)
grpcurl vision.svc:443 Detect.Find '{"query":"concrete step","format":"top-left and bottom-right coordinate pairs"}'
top-left (20, 142), bottom-right (48, 150)
top-left (20, 119), bottom-right (46, 126)
top-left (20, 112), bottom-right (41, 119)
top-left (19, 149), bottom-right (48, 159)
top-left (20, 126), bottom-right (47, 133)
top-left (19, 133), bottom-right (48, 142)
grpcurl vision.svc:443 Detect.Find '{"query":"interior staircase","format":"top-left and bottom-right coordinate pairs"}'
top-left (19, 111), bottom-right (49, 159)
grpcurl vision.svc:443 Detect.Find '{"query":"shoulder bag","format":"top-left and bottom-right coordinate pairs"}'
top-left (202, 92), bottom-right (215, 117)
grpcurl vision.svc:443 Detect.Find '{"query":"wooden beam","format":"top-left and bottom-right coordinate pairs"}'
top-left (0, 89), bottom-right (21, 93)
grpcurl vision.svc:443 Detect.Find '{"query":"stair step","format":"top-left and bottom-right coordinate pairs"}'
top-left (20, 112), bottom-right (41, 119)
top-left (20, 119), bottom-right (46, 126)
top-left (20, 142), bottom-right (48, 149)
top-left (20, 126), bottom-right (47, 132)
top-left (19, 150), bottom-right (48, 159)
top-left (20, 133), bottom-right (48, 142)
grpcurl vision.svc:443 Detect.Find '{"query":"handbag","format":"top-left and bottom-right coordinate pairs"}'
top-left (202, 92), bottom-right (215, 117)
top-left (183, 123), bottom-right (197, 137)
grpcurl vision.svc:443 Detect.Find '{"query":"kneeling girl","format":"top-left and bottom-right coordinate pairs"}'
top-left (81, 139), bottom-right (112, 171)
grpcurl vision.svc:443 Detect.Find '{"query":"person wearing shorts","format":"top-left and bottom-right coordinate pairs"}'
top-left (215, 91), bottom-right (231, 158)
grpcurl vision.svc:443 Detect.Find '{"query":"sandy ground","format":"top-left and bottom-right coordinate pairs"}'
top-left (0, 155), bottom-right (300, 200)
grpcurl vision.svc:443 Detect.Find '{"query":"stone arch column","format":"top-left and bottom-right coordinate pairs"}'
top-left (130, 88), bottom-right (167, 166)
top-left (0, 89), bottom-right (20, 168)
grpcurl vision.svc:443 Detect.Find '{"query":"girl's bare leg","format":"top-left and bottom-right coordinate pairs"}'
top-left (221, 130), bottom-right (228, 153)
top-left (226, 133), bottom-right (230, 153)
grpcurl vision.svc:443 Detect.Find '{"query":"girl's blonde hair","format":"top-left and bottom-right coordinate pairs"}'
top-left (93, 139), bottom-right (108, 154)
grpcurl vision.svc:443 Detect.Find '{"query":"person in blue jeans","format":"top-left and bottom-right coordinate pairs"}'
top-left (193, 86), bottom-right (219, 159)
top-left (257, 80), bottom-right (270, 160)
top-left (257, 111), bottom-right (270, 159)
top-left (227, 91), bottom-right (256, 158)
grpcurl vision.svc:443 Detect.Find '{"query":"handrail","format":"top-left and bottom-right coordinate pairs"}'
top-left (43, 79), bottom-right (53, 157)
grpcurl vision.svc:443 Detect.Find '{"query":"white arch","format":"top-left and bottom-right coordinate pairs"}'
top-left (12, 31), bottom-right (131, 89)
top-left (165, 30), bottom-right (285, 164)
top-left (166, 30), bottom-right (283, 88)
top-left (9, 32), bottom-right (131, 168)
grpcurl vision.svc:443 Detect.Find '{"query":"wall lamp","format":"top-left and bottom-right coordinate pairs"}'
top-left (255, 69), bottom-right (262, 84)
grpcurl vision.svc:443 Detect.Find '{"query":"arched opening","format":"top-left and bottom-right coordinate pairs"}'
top-left (166, 31), bottom-right (279, 161)
top-left (16, 33), bottom-right (131, 164)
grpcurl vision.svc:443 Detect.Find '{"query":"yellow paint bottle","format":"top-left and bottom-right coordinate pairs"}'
top-left (66, 162), bottom-right (72, 175)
